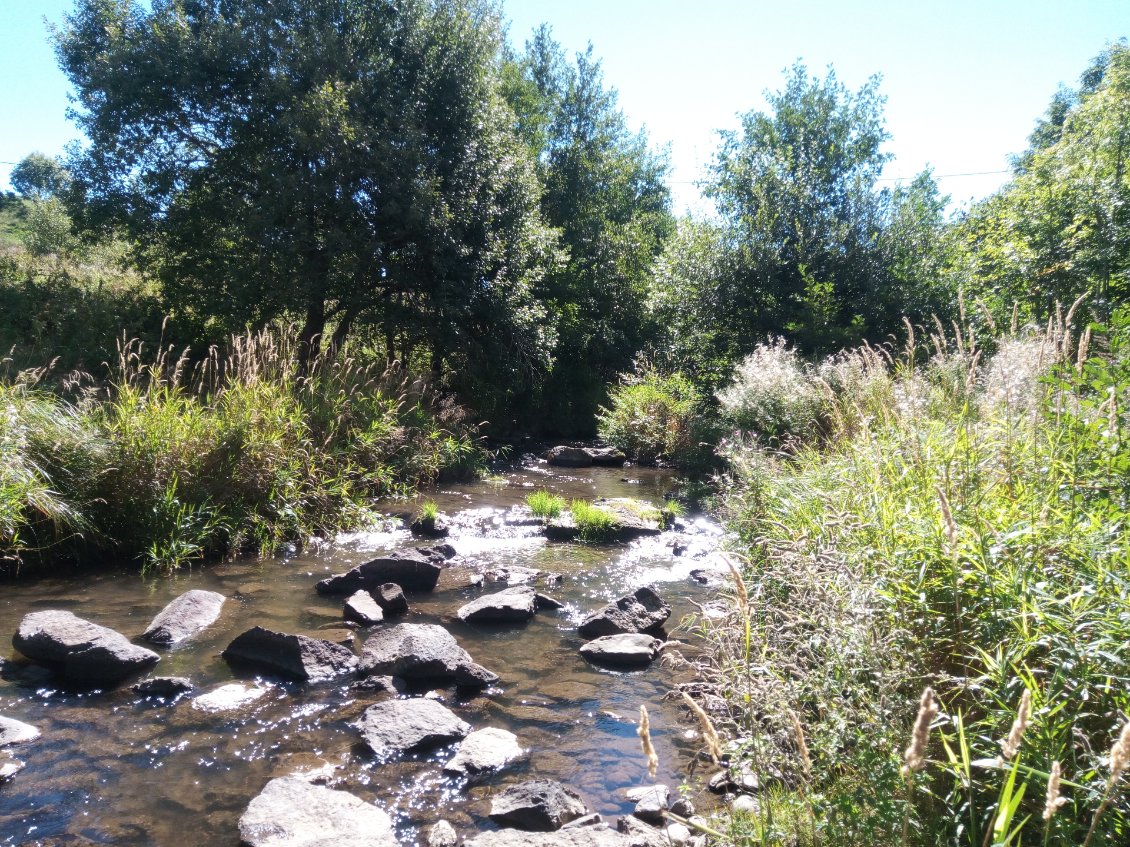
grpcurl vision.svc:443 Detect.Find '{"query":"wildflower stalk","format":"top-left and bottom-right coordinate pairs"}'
top-left (1082, 719), bottom-right (1130, 847)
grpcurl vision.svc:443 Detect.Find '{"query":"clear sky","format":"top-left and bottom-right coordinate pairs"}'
top-left (2, 0), bottom-right (1127, 215)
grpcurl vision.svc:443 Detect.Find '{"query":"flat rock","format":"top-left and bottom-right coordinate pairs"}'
top-left (577, 588), bottom-right (670, 638)
top-left (626, 785), bottom-right (669, 824)
top-left (579, 634), bottom-right (662, 667)
top-left (223, 627), bottom-right (356, 682)
top-left (239, 776), bottom-right (397, 847)
top-left (373, 583), bottom-right (408, 615)
top-left (343, 591), bottom-right (384, 626)
top-left (465, 826), bottom-right (631, 846)
top-left (354, 698), bottom-right (471, 759)
top-left (358, 623), bottom-right (497, 687)
top-left (141, 589), bottom-right (225, 645)
top-left (131, 676), bottom-right (194, 698)
top-left (192, 682), bottom-right (269, 712)
top-left (316, 551), bottom-right (443, 594)
top-left (0, 716), bottom-right (40, 747)
top-left (13, 610), bottom-right (160, 684)
top-left (545, 446), bottom-right (593, 467)
top-left (617, 815), bottom-right (668, 847)
top-left (489, 779), bottom-right (588, 831)
top-left (457, 586), bottom-right (538, 624)
top-left (443, 727), bottom-right (524, 778)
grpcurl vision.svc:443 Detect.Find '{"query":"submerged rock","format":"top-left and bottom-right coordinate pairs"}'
top-left (12, 610), bottom-right (160, 684)
top-left (316, 551), bottom-right (443, 594)
top-left (577, 588), bottom-right (670, 638)
top-left (489, 779), bottom-right (588, 831)
top-left (457, 586), bottom-right (538, 624)
top-left (131, 676), bottom-right (195, 698)
top-left (358, 623), bottom-right (498, 686)
top-left (141, 589), bottom-right (225, 645)
top-left (222, 627), bottom-right (356, 682)
top-left (192, 682), bottom-right (269, 712)
top-left (354, 698), bottom-right (470, 759)
top-left (443, 727), bottom-right (524, 778)
top-left (0, 716), bottom-right (40, 747)
top-left (465, 826), bottom-right (631, 846)
top-left (579, 634), bottom-right (662, 667)
top-left (343, 591), bottom-right (384, 626)
top-left (239, 776), bottom-right (397, 847)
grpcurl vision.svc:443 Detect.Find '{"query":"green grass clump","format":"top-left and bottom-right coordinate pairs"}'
top-left (415, 500), bottom-right (439, 524)
top-left (698, 306), bottom-right (1130, 845)
top-left (569, 499), bottom-right (618, 542)
top-left (526, 489), bottom-right (565, 519)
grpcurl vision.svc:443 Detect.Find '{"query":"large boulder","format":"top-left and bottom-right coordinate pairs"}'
top-left (443, 727), bottom-right (524, 778)
top-left (141, 589), bottom-right (225, 645)
top-left (579, 634), bottom-right (662, 667)
top-left (545, 446), bottom-right (593, 467)
top-left (577, 588), bottom-right (670, 638)
top-left (222, 627), bottom-right (356, 682)
top-left (354, 698), bottom-right (470, 759)
top-left (13, 610), bottom-right (160, 684)
top-left (457, 586), bottom-right (538, 624)
top-left (465, 827), bottom-right (632, 847)
top-left (316, 550), bottom-right (443, 595)
top-left (239, 777), bottom-right (397, 847)
top-left (343, 591), bottom-right (384, 626)
top-left (0, 716), bottom-right (39, 747)
top-left (489, 779), bottom-right (588, 831)
top-left (586, 447), bottom-right (627, 467)
top-left (358, 623), bottom-right (497, 686)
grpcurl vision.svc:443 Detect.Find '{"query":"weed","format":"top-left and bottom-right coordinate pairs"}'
top-left (526, 489), bottom-right (565, 520)
top-left (569, 499), bottom-right (618, 542)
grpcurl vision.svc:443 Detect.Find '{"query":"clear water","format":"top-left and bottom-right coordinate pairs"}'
top-left (0, 465), bottom-right (726, 845)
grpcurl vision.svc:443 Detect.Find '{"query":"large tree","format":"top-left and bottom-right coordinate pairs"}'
top-left (56, 0), bottom-right (557, 392)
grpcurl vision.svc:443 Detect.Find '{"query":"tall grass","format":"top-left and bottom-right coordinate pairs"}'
top-left (0, 327), bottom-right (484, 572)
top-left (693, 303), bottom-right (1130, 845)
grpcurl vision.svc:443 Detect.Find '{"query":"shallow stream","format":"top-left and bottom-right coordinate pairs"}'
top-left (0, 464), bottom-right (726, 845)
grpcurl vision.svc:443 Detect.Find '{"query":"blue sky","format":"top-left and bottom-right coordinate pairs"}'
top-left (2, 0), bottom-right (1127, 214)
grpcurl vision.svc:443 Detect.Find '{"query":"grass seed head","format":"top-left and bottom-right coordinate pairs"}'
top-left (902, 687), bottom-right (939, 777)
top-left (1000, 688), bottom-right (1032, 761)
top-left (1043, 760), bottom-right (1066, 821)
top-left (638, 705), bottom-right (659, 780)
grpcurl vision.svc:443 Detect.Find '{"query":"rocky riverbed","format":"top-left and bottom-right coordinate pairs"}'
top-left (0, 463), bottom-right (731, 845)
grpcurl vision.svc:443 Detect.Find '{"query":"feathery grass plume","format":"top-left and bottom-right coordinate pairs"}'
top-left (1043, 761), bottom-right (1066, 821)
top-left (975, 298), bottom-right (998, 335)
top-left (999, 688), bottom-right (1032, 761)
top-left (638, 705), bottom-right (659, 780)
top-left (935, 487), bottom-right (958, 550)
top-left (901, 687), bottom-right (939, 777)
top-left (788, 708), bottom-right (813, 778)
top-left (681, 690), bottom-right (723, 764)
top-left (1076, 325), bottom-right (1092, 373)
top-left (720, 551), bottom-right (749, 613)
top-left (1083, 717), bottom-right (1130, 847)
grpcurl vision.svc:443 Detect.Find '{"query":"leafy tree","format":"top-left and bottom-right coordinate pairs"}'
top-left (56, 0), bottom-right (557, 396)
top-left (10, 153), bottom-right (71, 201)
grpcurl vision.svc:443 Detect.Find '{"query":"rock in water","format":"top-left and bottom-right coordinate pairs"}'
top-left (354, 698), bottom-right (470, 759)
top-left (429, 820), bottom-right (459, 847)
top-left (586, 447), bottom-right (627, 467)
top-left (465, 827), bottom-right (632, 846)
top-left (222, 627), bottom-right (356, 682)
top-left (316, 551), bottom-right (443, 594)
top-left (625, 785), bottom-right (669, 824)
top-left (373, 583), bottom-right (408, 615)
top-left (343, 591), bottom-right (384, 626)
top-left (131, 676), bottom-right (195, 698)
top-left (141, 589), bottom-right (225, 644)
top-left (358, 623), bottom-right (498, 686)
top-left (457, 586), bottom-right (538, 624)
top-left (192, 682), bottom-right (269, 713)
top-left (239, 777), bottom-right (398, 847)
top-left (617, 815), bottom-right (668, 847)
top-left (0, 716), bottom-right (40, 747)
top-left (13, 610), bottom-right (160, 684)
top-left (577, 588), bottom-right (670, 638)
top-left (489, 779), bottom-right (588, 831)
top-left (579, 634), bottom-right (662, 667)
top-left (545, 446), bottom-right (593, 467)
top-left (443, 727), bottom-right (524, 778)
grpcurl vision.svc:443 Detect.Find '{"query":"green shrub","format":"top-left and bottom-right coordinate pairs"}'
top-left (526, 489), bottom-right (565, 519)
top-left (569, 499), bottom-right (617, 542)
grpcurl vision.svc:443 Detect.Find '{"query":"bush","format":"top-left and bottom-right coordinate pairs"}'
top-left (715, 338), bottom-right (825, 444)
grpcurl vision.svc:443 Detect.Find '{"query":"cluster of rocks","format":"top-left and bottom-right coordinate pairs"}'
top-left (545, 446), bottom-right (628, 468)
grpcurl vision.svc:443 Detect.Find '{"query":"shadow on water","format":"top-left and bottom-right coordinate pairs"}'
top-left (0, 464), bottom-right (727, 845)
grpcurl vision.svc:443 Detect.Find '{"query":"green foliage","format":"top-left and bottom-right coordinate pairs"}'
top-left (569, 499), bottom-right (617, 542)
top-left (597, 368), bottom-right (715, 470)
top-left (705, 307), bottom-right (1130, 845)
top-left (10, 152), bottom-right (71, 201)
top-left (415, 500), bottom-right (439, 525)
top-left (526, 489), bottom-right (565, 519)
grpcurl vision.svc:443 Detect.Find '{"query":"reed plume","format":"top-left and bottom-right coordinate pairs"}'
top-left (1042, 760), bottom-right (1066, 822)
top-left (788, 708), bottom-right (812, 779)
top-left (902, 687), bottom-right (939, 777)
top-left (999, 688), bottom-right (1032, 761)
top-left (638, 705), bottom-right (658, 780)
top-left (681, 690), bottom-right (723, 764)
top-left (1082, 717), bottom-right (1130, 847)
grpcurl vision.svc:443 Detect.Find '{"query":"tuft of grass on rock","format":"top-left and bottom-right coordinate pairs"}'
top-left (526, 489), bottom-right (565, 520)
top-left (569, 499), bottom-right (618, 543)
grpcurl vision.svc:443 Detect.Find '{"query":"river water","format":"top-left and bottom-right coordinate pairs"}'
top-left (0, 464), bottom-right (725, 845)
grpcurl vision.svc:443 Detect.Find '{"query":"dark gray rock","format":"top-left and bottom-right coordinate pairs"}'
top-left (579, 634), bottom-right (662, 667)
top-left (239, 776), bottom-right (397, 847)
top-left (562, 814), bottom-right (604, 829)
top-left (587, 447), bottom-right (627, 467)
top-left (535, 593), bottom-right (565, 610)
top-left (131, 676), bottom-right (194, 698)
top-left (316, 551), bottom-right (443, 594)
top-left (358, 623), bottom-right (498, 686)
top-left (13, 610), bottom-right (160, 684)
top-left (577, 588), bottom-right (670, 638)
top-left (546, 445), bottom-right (594, 467)
top-left (354, 698), bottom-right (470, 759)
top-left (343, 591), bottom-right (384, 626)
top-left (373, 583), bottom-right (408, 615)
top-left (348, 675), bottom-right (408, 696)
top-left (457, 586), bottom-right (537, 624)
top-left (489, 779), bottom-right (588, 831)
top-left (0, 716), bottom-right (39, 747)
top-left (418, 543), bottom-right (457, 560)
top-left (141, 589), bottom-right (225, 645)
top-left (626, 785), bottom-right (669, 824)
top-left (222, 626), bottom-right (356, 682)
top-left (669, 797), bottom-right (695, 818)
top-left (443, 727), bottom-right (523, 778)
top-left (411, 516), bottom-right (450, 538)
top-left (465, 826), bottom-right (631, 846)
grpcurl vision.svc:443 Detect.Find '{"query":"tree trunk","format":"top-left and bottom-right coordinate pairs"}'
top-left (297, 297), bottom-right (325, 380)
